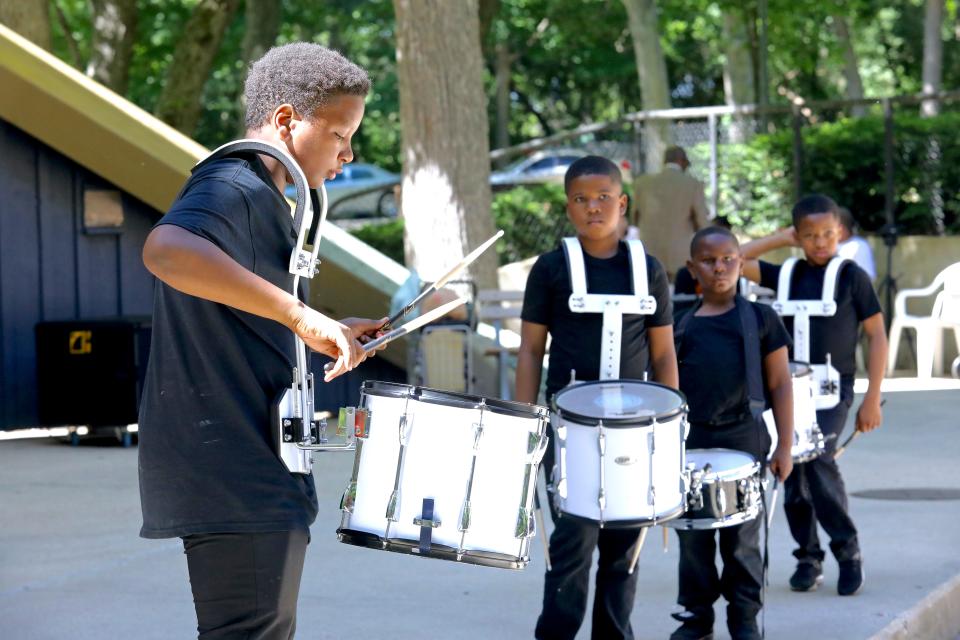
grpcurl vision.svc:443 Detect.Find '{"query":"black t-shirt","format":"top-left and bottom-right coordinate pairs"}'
top-left (678, 302), bottom-right (790, 426)
top-left (521, 242), bottom-right (672, 398)
top-left (138, 154), bottom-right (319, 539)
top-left (759, 259), bottom-right (881, 377)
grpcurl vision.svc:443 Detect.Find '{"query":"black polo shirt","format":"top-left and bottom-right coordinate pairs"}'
top-left (759, 259), bottom-right (881, 378)
top-left (138, 154), bottom-right (319, 539)
top-left (521, 241), bottom-right (672, 398)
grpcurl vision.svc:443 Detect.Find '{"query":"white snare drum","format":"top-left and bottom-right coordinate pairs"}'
top-left (666, 448), bottom-right (762, 530)
top-left (550, 380), bottom-right (688, 527)
top-left (337, 382), bottom-right (548, 570)
top-left (763, 361), bottom-right (826, 462)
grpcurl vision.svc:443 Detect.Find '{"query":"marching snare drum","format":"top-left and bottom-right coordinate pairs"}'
top-left (550, 380), bottom-right (688, 527)
top-left (337, 381), bottom-right (548, 570)
top-left (763, 361), bottom-right (826, 463)
top-left (666, 448), bottom-right (762, 530)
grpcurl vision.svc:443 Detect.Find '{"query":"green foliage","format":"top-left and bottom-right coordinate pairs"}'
top-left (349, 219), bottom-right (405, 263)
top-left (491, 184), bottom-right (572, 264)
top-left (704, 112), bottom-right (960, 236)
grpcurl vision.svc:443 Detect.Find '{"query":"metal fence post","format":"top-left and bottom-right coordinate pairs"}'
top-left (708, 112), bottom-right (719, 219)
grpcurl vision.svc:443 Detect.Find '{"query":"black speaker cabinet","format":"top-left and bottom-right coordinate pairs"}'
top-left (35, 318), bottom-right (151, 427)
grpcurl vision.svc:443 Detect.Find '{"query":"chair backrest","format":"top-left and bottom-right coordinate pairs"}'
top-left (418, 325), bottom-right (471, 393)
top-left (932, 262), bottom-right (960, 323)
top-left (476, 290), bottom-right (525, 333)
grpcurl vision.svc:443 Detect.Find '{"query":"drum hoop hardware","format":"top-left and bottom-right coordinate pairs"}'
top-left (384, 392), bottom-right (414, 543)
top-left (458, 401), bottom-right (487, 558)
top-left (597, 420), bottom-right (606, 527)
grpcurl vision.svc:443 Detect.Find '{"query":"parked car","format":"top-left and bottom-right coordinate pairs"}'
top-left (489, 148), bottom-right (586, 188)
top-left (285, 163), bottom-right (400, 218)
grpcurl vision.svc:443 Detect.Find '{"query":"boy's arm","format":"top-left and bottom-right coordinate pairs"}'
top-left (515, 320), bottom-right (549, 404)
top-left (647, 325), bottom-right (679, 389)
top-left (143, 224), bottom-right (373, 380)
top-left (763, 345), bottom-right (794, 482)
top-left (856, 312), bottom-right (888, 432)
top-left (740, 227), bottom-right (798, 283)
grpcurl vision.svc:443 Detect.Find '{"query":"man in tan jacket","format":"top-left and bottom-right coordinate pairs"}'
top-left (630, 146), bottom-right (710, 280)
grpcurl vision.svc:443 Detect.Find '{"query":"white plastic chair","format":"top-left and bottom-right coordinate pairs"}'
top-left (887, 262), bottom-right (960, 377)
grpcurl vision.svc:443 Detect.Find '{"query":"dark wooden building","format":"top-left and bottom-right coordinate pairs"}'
top-left (0, 26), bottom-right (406, 430)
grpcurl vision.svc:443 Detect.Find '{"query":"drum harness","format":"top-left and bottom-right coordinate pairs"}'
top-left (556, 238), bottom-right (657, 525)
top-left (773, 256), bottom-right (853, 411)
top-left (674, 294), bottom-right (774, 638)
top-left (189, 139), bottom-right (357, 477)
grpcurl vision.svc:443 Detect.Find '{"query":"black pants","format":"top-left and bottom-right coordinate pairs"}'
top-left (676, 517), bottom-right (763, 625)
top-left (536, 430), bottom-right (641, 640)
top-left (182, 529), bottom-right (308, 640)
top-left (784, 378), bottom-right (861, 564)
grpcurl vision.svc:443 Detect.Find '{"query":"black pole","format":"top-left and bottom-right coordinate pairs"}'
top-left (792, 107), bottom-right (804, 201)
top-left (881, 98), bottom-right (897, 333)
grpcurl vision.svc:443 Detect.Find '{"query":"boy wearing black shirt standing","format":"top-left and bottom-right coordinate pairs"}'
top-left (139, 44), bottom-right (385, 638)
top-left (516, 156), bottom-right (678, 640)
top-left (741, 194), bottom-right (888, 597)
top-left (670, 227), bottom-right (794, 640)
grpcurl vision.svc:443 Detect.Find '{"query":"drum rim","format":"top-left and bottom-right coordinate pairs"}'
top-left (361, 380), bottom-right (547, 420)
top-left (551, 379), bottom-right (687, 426)
top-left (685, 448), bottom-right (761, 482)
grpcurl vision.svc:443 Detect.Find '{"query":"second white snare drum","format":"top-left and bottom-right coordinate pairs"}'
top-left (337, 382), bottom-right (548, 570)
top-left (763, 361), bottom-right (826, 462)
top-left (666, 448), bottom-right (762, 530)
top-left (550, 380), bottom-right (688, 527)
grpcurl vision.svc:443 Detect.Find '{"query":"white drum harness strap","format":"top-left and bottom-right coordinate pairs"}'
top-left (192, 140), bottom-right (355, 476)
top-left (772, 256), bottom-right (851, 410)
top-left (561, 238), bottom-right (657, 380)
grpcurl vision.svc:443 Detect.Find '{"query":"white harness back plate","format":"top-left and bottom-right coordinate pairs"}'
top-left (562, 238), bottom-right (656, 380)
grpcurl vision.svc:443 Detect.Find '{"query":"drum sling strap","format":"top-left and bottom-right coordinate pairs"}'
top-left (675, 295), bottom-right (772, 637)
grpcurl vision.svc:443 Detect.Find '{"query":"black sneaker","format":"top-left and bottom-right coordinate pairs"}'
top-left (669, 621), bottom-right (713, 640)
top-left (728, 619), bottom-right (761, 640)
top-left (789, 561), bottom-right (824, 592)
top-left (670, 611), bottom-right (713, 640)
top-left (838, 560), bottom-right (864, 596)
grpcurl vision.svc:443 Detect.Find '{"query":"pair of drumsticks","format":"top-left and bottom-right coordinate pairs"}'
top-left (323, 231), bottom-right (504, 372)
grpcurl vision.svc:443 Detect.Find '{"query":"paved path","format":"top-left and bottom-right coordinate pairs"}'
top-left (1, 386), bottom-right (958, 639)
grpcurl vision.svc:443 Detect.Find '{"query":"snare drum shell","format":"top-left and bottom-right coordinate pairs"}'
top-left (763, 361), bottom-right (822, 462)
top-left (339, 382), bottom-right (547, 565)
top-left (667, 448), bottom-right (762, 530)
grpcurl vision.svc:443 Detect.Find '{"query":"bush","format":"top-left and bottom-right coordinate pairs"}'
top-left (707, 112), bottom-right (960, 236)
top-left (349, 219), bottom-right (404, 263)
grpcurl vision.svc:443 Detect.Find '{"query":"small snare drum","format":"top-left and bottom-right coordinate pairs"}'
top-left (666, 448), bottom-right (762, 530)
top-left (550, 380), bottom-right (688, 527)
top-left (337, 382), bottom-right (548, 570)
top-left (763, 361), bottom-right (826, 462)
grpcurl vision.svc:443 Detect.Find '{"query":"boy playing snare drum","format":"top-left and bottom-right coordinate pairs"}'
top-left (516, 155), bottom-right (678, 640)
top-left (670, 227), bottom-right (794, 640)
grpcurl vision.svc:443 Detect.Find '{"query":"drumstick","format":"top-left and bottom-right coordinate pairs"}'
top-left (627, 526), bottom-right (650, 575)
top-left (767, 477), bottom-right (779, 528)
top-left (381, 230), bottom-right (504, 331)
top-left (323, 297), bottom-right (468, 372)
top-left (833, 399), bottom-right (884, 460)
top-left (662, 526), bottom-right (669, 553)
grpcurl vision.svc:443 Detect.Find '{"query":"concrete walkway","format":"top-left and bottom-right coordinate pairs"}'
top-left (1, 383), bottom-right (959, 639)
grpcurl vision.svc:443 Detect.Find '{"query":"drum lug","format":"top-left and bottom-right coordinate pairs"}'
top-left (515, 506), bottom-right (535, 539)
top-left (340, 481), bottom-right (357, 513)
top-left (459, 500), bottom-right (472, 532)
top-left (386, 489), bottom-right (400, 522)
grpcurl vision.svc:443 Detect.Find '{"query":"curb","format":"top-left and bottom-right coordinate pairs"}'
top-left (869, 573), bottom-right (960, 640)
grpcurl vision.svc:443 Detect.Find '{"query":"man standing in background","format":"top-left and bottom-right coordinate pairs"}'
top-left (631, 146), bottom-right (710, 280)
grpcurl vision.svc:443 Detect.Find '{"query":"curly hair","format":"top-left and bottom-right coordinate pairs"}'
top-left (243, 43), bottom-right (371, 129)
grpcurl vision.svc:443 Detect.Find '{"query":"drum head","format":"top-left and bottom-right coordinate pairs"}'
top-left (686, 448), bottom-right (758, 480)
top-left (789, 361), bottom-right (812, 377)
top-left (361, 381), bottom-right (545, 419)
top-left (552, 379), bottom-right (685, 426)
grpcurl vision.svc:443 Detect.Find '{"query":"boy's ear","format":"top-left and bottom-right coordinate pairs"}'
top-left (686, 259), bottom-right (697, 281)
top-left (271, 104), bottom-right (297, 138)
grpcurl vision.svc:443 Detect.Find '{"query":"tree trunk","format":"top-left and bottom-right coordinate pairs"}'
top-left (921, 0), bottom-right (944, 116)
top-left (154, 0), bottom-right (239, 136)
top-left (721, 8), bottom-right (754, 142)
top-left (86, 0), bottom-right (137, 95)
top-left (0, 0), bottom-right (51, 50)
top-left (394, 0), bottom-right (498, 291)
top-left (833, 15), bottom-right (865, 117)
top-left (621, 0), bottom-right (672, 173)
top-left (240, 0), bottom-right (280, 68)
